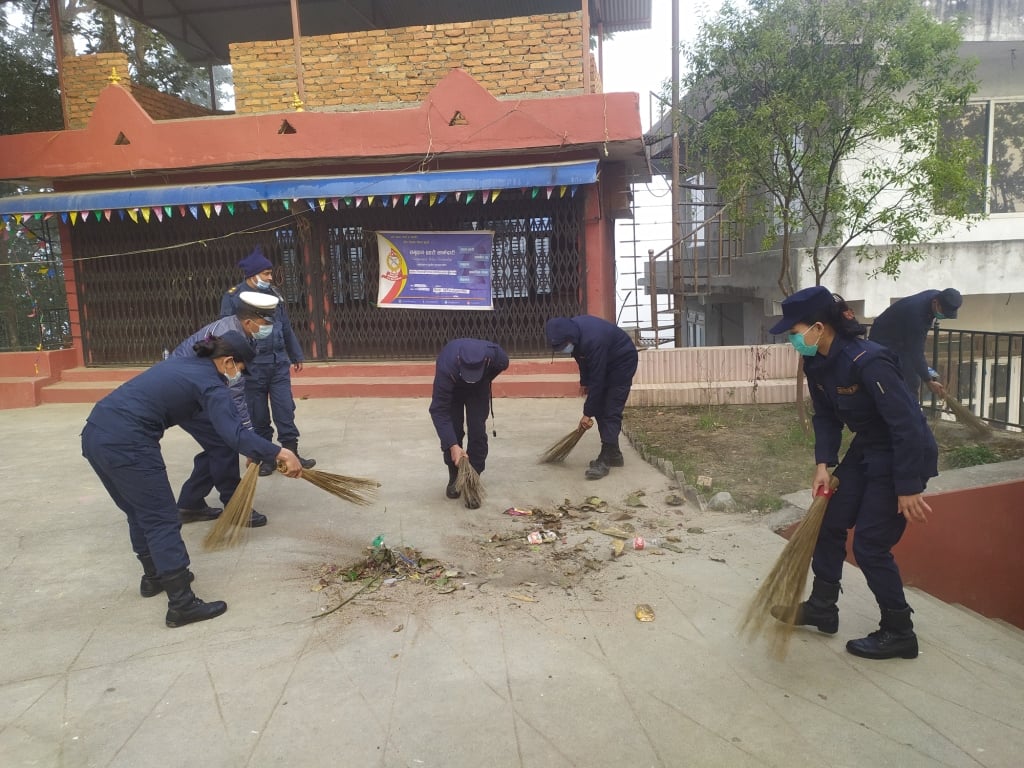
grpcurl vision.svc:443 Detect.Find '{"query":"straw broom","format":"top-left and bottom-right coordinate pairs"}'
top-left (455, 455), bottom-right (484, 508)
top-left (538, 425), bottom-right (587, 464)
top-left (739, 474), bottom-right (840, 660)
top-left (943, 394), bottom-right (991, 438)
top-left (286, 466), bottom-right (381, 506)
top-left (203, 462), bottom-right (259, 551)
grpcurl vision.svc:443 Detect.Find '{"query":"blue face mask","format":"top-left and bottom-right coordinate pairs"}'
top-left (560, 343), bottom-right (575, 355)
top-left (787, 324), bottom-right (821, 357)
top-left (224, 360), bottom-right (243, 385)
top-left (253, 322), bottom-right (273, 340)
top-left (934, 312), bottom-right (946, 320)
top-left (255, 278), bottom-right (271, 290)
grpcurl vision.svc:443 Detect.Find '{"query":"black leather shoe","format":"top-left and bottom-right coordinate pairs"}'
top-left (585, 460), bottom-right (610, 479)
top-left (258, 462), bottom-right (275, 477)
top-left (446, 481), bottom-right (460, 499)
top-left (464, 497), bottom-right (481, 509)
top-left (179, 505), bottom-right (223, 524)
top-left (298, 455), bottom-right (316, 469)
top-left (247, 510), bottom-right (268, 528)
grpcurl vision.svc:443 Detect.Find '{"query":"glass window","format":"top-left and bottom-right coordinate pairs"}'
top-left (990, 101), bottom-right (1024, 213)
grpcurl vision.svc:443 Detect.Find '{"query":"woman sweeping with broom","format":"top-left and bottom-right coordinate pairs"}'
top-left (769, 286), bottom-right (937, 660)
top-left (81, 332), bottom-right (303, 628)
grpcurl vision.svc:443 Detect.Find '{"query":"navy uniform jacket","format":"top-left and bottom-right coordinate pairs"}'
top-left (86, 356), bottom-right (281, 464)
top-left (805, 336), bottom-right (938, 496)
top-left (220, 282), bottom-right (303, 366)
top-left (555, 315), bottom-right (638, 418)
top-left (172, 315), bottom-right (253, 430)
top-left (429, 339), bottom-right (509, 450)
top-left (868, 290), bottom-right (941, 384)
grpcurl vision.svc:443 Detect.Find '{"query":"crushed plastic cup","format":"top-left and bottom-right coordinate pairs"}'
top-left (527, 530), bottom-right (558, 545)
top-left (632, 536), bottom-right (645, 550)
top-left (504, 507), bottom-right (533, 516)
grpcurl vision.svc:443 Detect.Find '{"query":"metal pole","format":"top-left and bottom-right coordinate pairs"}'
top-left (670, 0), bottom-right (684, 346)
top-left (582, 0), bottom-right (592, 92)
top-left (290, 0), bottom-right (306, 103)
top-left (49, 0), bottom-right (69, 130)
top-left (207, 66), bottom-right (218, 110)
top-left (649, 249), bottom-right (658, 347)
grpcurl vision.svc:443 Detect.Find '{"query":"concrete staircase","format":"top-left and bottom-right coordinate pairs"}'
top-left (34, 357), bottom-right (582, 404)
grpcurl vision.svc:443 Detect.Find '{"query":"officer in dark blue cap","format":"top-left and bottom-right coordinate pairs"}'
top-left (429, 338), bottom-right (510, 508)
top-left (81, 332), bottom-right (303, 628)
top-left (221, 246), bottom-right (316, 476)
top-left (767, 286), bottom-right (938, 660)
top-left (869, 287), bottom-right (963, 402)
top-left (545, 315), bottom-right (638, 480)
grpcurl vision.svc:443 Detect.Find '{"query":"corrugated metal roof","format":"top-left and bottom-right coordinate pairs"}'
top-left (93, 1), bottom-right (651, 65)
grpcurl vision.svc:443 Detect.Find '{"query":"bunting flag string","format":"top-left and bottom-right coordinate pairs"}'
top-left (2, 183), bottom-right (594, 229)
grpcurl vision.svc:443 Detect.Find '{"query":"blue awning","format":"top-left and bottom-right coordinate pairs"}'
top-left (0, 161), bottom-right (598, 217)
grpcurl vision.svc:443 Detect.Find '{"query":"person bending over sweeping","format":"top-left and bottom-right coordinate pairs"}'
top-left (769, 287), bottom-right (938, 660)
top-left (428, 338), bottom-right (509, 508)
top-left (172, 291), bottom-right (279, 529)
top-left (81, 332), bottom-right (303, 628)
top-left (545, 316), bottom-right (638, 480)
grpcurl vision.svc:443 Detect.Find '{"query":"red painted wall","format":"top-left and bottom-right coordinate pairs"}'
top-left (782, 479), bottom-right (1024, 629)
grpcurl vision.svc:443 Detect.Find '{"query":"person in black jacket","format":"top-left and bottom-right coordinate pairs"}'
top-left (82, 332), bottom-right (303, 628)
top-left (428, 338), bottom-right (509, 508)
top-left (769, 286), bottom-right (938, 660)
top-left (868, 288), bottom-right (962, 402)
top-left (545, 315), bottom-right (638, 479)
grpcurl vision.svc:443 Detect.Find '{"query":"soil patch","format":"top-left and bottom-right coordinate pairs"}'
top-left (623, 403), bottom-right (1024, 512)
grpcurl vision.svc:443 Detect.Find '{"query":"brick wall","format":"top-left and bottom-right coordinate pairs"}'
top-left (230, 11), bottom-right (592, 114)
top-left (63, 53), bottom-right (214, 128)
top-left (64, 52), bottom-right (129, 129)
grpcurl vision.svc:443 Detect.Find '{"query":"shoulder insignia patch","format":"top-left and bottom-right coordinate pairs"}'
top-left (836, 384), bottom-right (860, 395)
top-left (228, 286), bottom-right (238, 294)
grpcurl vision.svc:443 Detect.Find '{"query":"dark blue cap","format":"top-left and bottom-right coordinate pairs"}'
top-left (217, 330), bottom-right (256, 375)
top-left (938, 288), bottom-right (962, 318)
top-left (237, 245), bottom-right (273, 278)
top-left (769, 286), bottom-right (835, 335)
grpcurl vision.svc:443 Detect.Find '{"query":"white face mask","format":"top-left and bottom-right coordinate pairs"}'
top-left (561, 343), bottom-right (575, 355)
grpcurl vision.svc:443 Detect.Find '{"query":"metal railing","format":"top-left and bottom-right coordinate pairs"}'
top-left (927, 328), bottom-right (1024, 431)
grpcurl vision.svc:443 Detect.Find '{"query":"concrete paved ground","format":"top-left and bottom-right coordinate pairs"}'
top-left (1, 398), bottom-right (1022, 768)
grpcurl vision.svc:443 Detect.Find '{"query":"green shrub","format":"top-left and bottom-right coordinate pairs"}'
top-left (946, 444), bottom-right (1000, 469)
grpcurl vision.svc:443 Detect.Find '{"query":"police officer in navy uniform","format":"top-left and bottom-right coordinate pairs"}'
top-left (173, 291), bottom-right (278, 528)
top-left (81, 332), bottom-right (303, 628)
top-left (221, 246), bottom-right (316, 476)
top-left (769, 286), bottom-right (938, 660)
top-left (429, 338), bottom-right (510, 508)
top-left (545, 315), bottom-right (639, 479)
top-left (868, 288), bottom-right (962, 401)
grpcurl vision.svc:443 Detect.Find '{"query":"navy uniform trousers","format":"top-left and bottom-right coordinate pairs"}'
top-left (441, 383), bottom-right (490, 475)
top-left (247, 361), bottom-right (299, 444)
top-left (812, 439), bottom-right (910, 610)
top-left (82, 423), bottom-right (190, 576)
top-left (594, 356), bottom-right (638, 445)
top-left (176, 416), bottom-right (241, 508)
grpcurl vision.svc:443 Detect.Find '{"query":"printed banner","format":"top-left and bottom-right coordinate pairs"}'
top-left (376, 230), bottom-right (494, 310)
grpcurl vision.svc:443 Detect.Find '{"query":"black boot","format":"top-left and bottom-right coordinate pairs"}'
top-left (178, 504), bottom-right (222, 524)
top-left (445, 464), bottom-right (460, 499)
top-left (601, 442), bottom-right (625, 467)
top-left (162, 569), bottom-right (227, 628)
top-left (771, 577), bottom-right (840, 634)
top-left (846, 606), bottom-right (918, 660)
top-left (283, 441), bottom-right (316, 470)
top-left (258, 461), bottom-right (275, 477)
top-left (138, 554), bottom-right (162, 598)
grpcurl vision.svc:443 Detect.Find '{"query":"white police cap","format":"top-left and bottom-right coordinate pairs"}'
top-left (238, 290), bottom-right (279, 318)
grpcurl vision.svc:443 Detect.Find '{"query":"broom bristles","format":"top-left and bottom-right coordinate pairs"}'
top-left (203, 462), bottom-right (259, 551)
top-left (538, 425), bottom-right (587, 464)
top-left (294, 466), bottom-right (380, 505)
top-left (739, 475), bottom-right (840, 660)
top-left (943, 395), bottom-right (991, 438)
top-left (455, 455), bottom-right (484, 507)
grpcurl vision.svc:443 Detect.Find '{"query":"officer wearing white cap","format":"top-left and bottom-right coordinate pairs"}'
top-left (170, 291), bottom-right (279, 527)
top-left (869, 288), bottom-right (963, 402)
